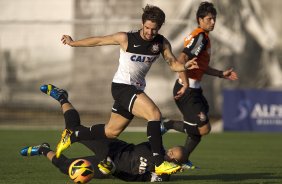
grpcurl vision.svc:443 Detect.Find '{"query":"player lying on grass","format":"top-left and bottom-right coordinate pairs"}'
top-left (20, 140), bottom-right (187, 182)
top-left (19, 84), bottom-right (187, 182)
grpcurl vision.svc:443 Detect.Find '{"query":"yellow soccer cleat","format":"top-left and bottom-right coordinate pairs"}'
top-left (56, 129), bottom-right (72, 158)
top-left (155, 161), bottom-right (181, 175)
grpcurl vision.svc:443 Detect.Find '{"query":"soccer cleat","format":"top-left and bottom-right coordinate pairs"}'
top-left (160, 117), bottom-right (169, 135)
top-left (20, 143), bottom-right (50, 156)
top-left (181, 160), bottom-right (199, 170)
top-left (98, 157), bottom-right (116, 175)
top-left (40, 84), bottom-right (68, 101)
top-left (154, 161), bottom-right (181, 175)
top-left (56, 129), bottom-right (72, 158)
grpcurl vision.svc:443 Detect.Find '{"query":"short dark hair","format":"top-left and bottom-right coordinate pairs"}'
top-left (196, 1), bottom-right (217, 24)
top-left (142, 4), bottom-right (165, 29)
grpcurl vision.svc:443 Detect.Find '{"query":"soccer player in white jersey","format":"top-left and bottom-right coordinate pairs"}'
top-left (56, 4), bottom-right (198, 175)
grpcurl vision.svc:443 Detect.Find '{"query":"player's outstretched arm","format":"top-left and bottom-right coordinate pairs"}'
top-left (61, 32), bottom-right (128, 49)
top-left (205, 66), bottom-right (238, 80)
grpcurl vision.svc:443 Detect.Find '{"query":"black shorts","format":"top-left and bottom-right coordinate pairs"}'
top-left (173, 79), bottom-right (209, 127)
top-left (111, 82), bottom-right (144, 120)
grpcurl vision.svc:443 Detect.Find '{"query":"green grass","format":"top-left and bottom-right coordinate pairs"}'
top-left (1, 130), bottom-right (282, 184)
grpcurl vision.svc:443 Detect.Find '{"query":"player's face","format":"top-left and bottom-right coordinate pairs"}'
top-left (141, 20), bottom-right (159, 41)
top-left (199, 13), bottom-right (216, 32)
top-left (165, 147), bottom-right (183, 163)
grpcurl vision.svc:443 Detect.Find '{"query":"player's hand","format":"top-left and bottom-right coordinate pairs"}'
top-left (174, 86), bottom-right (186, 100)
top-left (223, 68), bottom-right (238, 80)
top-left (61, 35), bottom-right (73, 46)
top-left (150, 172), bottom-right (170, 182)
top-left (184, 57), bottom-right (198, 70)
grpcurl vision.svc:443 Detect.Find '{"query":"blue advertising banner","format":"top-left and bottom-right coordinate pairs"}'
top-left (223, 89), bottom-right (282, 131)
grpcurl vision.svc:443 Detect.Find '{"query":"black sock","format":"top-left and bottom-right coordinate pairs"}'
top-left (64, 109), bottom-right (81, 143)
top-left (147, 121), bottom-right (164, 166)
top-left (184, 134), bottom-right (201, 158)
top-left (58, 95), bottom-right (69, 106)
top-left (64, 109), bottom-right (81, 130)
top-left (164, 120), bottom-right (200, 135)
top-left (38, 147), bottom-right (51, 156)
top-left (70, 132), bottom-right (79, 143)
top-left (75, 124), bottom-right (107, 141)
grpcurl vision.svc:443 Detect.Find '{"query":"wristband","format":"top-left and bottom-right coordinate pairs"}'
top-left (217, 71), bottom-right (224, 78)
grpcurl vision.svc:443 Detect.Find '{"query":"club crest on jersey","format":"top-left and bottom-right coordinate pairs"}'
top-left (198, 112), bottom-right (207, 122)
top-left (151, 43), bottom-right (160, 53)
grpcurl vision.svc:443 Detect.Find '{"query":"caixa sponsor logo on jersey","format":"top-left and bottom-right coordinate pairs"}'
top-left (130, 55), bottom-right (157, 63)
top-left (138, 157), bottom-right (148, 174)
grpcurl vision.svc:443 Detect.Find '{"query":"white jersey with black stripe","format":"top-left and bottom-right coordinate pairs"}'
top-left (112, 30), bottom-right (164, 90)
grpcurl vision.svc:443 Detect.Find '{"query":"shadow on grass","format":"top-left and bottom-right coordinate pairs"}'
top-left (173, 173), bottom-right (282, 182)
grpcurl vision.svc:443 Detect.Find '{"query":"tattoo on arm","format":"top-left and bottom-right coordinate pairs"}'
top-left (162, 38), bottom-right (177, 68)
top-left (165, 57), bottom-right (173, 66)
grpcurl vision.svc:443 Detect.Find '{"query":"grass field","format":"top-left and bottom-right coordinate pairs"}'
top-left (1, 130), bottom-right (282, 184)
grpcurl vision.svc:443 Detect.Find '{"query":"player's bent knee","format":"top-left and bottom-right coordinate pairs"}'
top-left (198, 124), bottom-right (211, 135)
top-left (105, 132), bottom-right (119, 139)
top-left (105, 129), bottom-right (120, 139)
top-left (146, 107), bottom-right (161, 121)
top-left (200, 128), bottom-right (210, 135)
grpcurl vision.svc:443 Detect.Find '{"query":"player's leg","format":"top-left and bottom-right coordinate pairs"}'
top-left (57, 116), bottom-right (112, 159)
top-left (40, 84), bottom-right (91, 157)
top-left (132, 93), bottom-right (180, 175)
top-left (20, 145), bottom-right (74, 179)
top-left (162, 119), bottom-right (200, 135)
top-left (73, 83), bottom-right (137, 142)
top-left (176, 88), bottom-right (209, 153)
top-left (75, 112), bottom-right (131, 141)
top-left (104, 113), bottom-right (131, 138)
top-left (182, 93), bottom-right (210, 169)
top-left (163, 81), bottom-right (209, 168)
top-left (132, 92), bottom-right (163, 163)
top-left (59, 83), bottom-right (135, 142)
top-left (67, 98), bottom-right (151, 176)
top-left (111, 83), bottom-right (180, 174)
top-left (20, 143), bottom-right (104, 180)
top-left (20, 143), bottom-right (75, 174)
top-left (40, 84), bottom-right (80, 131)
top-left (169, 80), bottom-right (210, 134)
top-left (55, 100), bottom-right (133, 164)
top-left (69, 95), bottom-right (134, 141)
top-left (162, 81), bottom-right (201, 135)
top-left (162, 80), bottom-right (201, 135)
top-left (20, 143), bottom-right (51, 156)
